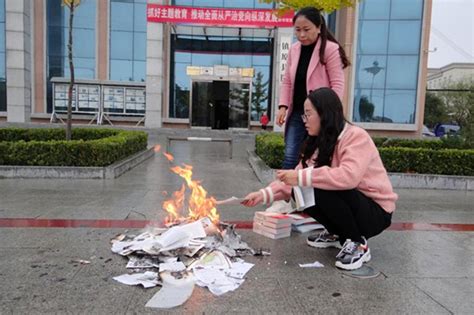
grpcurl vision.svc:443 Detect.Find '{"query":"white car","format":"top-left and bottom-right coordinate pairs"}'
top-left (422, 125), bottom-right (436, 137)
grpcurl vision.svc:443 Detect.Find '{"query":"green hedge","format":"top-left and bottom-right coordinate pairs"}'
top-left (375, 137), bottom-right (469, 150)
top-left (0, 128), bottom-right (148, 167)
top-left (255, 132), bottom-right (285, 169)
top-left (379, 147), bottom-right (474, 176)
top-left (255, 132), bottom-right (474, 176)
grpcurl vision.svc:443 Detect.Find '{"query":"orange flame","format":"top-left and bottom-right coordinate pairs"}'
top-left (162, 163), bottom-right (219, 224)
top-left (162, 184), bottom-right (185, 225)
top-left (154, 145), bottom-right (161, 153)
top-left (163, 152), bottom-right (174, 162)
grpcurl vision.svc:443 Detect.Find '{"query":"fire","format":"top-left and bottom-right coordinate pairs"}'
top-left (162, 163), bottom-right (220, 225)
top-left (163, 152), bottom-right (174, 162)
top-left (162, 184), bottom-right (185, 225)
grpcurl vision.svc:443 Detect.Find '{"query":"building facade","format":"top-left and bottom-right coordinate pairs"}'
top-left (0, 0), bottom-right (433, 137)
top-left (427, 62), bottom-right (474, 90)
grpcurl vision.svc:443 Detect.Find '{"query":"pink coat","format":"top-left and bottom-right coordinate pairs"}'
top-left (260, 124), bottom-right (398, 213)
top-left (279, 39), bottom-right (345, 120)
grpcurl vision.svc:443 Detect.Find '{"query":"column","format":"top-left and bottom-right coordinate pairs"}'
top-left (6, 0), bottom-right (32, 122)
top-left (145, 0), bottom-right (164, 128)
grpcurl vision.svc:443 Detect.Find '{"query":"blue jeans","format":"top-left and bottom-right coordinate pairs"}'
top-left (282, 113), bottom-right (307, 169)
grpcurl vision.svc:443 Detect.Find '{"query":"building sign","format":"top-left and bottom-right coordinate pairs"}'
top-left (274, 33), bottom-right (292, 132)
top-left (186, 66), bottom-right (201, 76)
top-left (186, 66), bottom-right (255, 78)
top-left (278, 34), bottom-right (292, 83)
top-left (147, 5), bottom-right (293, 28)
top-left (214, 65), bottom-right (229, 76)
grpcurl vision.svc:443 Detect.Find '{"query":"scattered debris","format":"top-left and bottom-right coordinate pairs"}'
top-left (113, 271), bottom-right (160, 288)
top-left (70, 259), bottom-right (91, 265)
top-left (145, 271), bottom-right (194, 308)
top-left (299, 261), bottom-right (324, 268)
top-left (253, 249), bottom-right (271, 256)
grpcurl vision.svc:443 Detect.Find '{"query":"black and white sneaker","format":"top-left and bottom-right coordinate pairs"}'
top-left (335, 238), bottom-right (371, 270)
top-left (306, 229), bottom-right (342, 249)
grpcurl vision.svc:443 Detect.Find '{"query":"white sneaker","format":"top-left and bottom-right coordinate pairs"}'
top-left (265, 200), bottom-right (292, 213)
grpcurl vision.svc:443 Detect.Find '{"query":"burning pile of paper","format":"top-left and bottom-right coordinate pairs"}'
top-left (110, 146), bottom-right (269, 308)
top-left (111, 218), bottom-right (262, 308)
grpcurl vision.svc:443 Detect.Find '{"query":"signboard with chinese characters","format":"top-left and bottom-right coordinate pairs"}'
top-left (186, 66), bottom-right (201, 76)
top-left (214, 65), bottom-right (229, 77)
top-left (53, 83), bottom-right (100, 113)
top-left (77, 85), bottom-right (100, 112)
top-left (278, 34), bottom-right (292, 84)
top-left (241, 68), bottom-right (254, 77)
top-left (147, 5), bottom-right (293, 28)
top-left (103, 87), bottom-right (125, 113)
top-left (125, 88), bottom-right (146, 114)
top-left (54, 84), bottom-right (76, 112)
top-left (103, 86), bottom-right (146, 115)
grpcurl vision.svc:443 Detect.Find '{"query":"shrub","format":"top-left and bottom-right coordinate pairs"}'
top-left (255, 132), bottom-right (474, 176)
top-left (379, 147), bottom-right (474, 176)
top-left (377, 137), bottom-right (470, 150)
top-left (255, 132), bottom-right (285, 169)
top-left (0, 128), bottom-right (147, 167)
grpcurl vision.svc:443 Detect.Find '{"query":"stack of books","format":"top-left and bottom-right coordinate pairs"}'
top-left (253, 211), bottom-right (293, 239)
top-left (288, 213), bottom-right (324, 233)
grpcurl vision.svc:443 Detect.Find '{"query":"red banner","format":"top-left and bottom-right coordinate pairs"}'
top-left (147, 5), bottom-right (294, 28)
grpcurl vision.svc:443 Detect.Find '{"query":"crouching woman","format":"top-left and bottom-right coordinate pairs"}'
top-left (242, 88), bottom-right (398, 270)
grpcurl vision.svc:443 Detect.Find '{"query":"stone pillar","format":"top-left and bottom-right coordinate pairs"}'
top-left (6, 0), bottom-right (32, 122)
top-left (145, 0), bottom-right (164, 128)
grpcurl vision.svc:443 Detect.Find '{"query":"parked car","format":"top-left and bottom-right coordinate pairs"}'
top-left (422, 125), bottom-right (436, 137)
top-left (433, 123), bottom-right (460, 137)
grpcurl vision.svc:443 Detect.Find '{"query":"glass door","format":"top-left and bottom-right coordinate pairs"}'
top-left (229, 82), bottom-right (250, 128)
top-left (191, 81), bottom-right (213, 127)
top-left (191, 79), bottom-right (251, 129)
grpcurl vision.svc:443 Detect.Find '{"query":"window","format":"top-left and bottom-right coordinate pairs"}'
top-left (110, 0), bottom-right (146, 82)
top-left (46, 0), bottom-right (96, 112)
top-left (0, 0), bottom-right (5, 111)
top-left (353, 0), bottom-right (424, 124)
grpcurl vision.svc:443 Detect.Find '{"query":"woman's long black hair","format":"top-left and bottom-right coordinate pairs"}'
top-left (293, 7), bottom-right (350, 69)
top-left (301, 88), bottom-right (346, 168)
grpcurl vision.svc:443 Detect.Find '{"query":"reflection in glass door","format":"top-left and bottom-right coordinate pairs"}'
top-left (191, 81), bottom-right (212, 127)
top-left (191, 80), bottom-right (251, 129)
top-left (229, 82), bottom-right (250, 128)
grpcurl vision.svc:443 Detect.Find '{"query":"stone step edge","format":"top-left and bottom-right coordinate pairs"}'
top-left (0, 147), bottom-right (154, 179)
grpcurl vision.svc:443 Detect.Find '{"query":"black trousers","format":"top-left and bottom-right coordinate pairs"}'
top-left (303, 189), bottom-right (392, 244)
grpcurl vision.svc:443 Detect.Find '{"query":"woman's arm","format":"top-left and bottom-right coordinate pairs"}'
top-left (324, 43), bottom-right (345, 101)
top-left (241, 180), bottom-right (293, 207)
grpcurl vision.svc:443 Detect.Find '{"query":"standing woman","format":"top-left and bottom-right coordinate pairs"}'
top-left (278, 6), bottom-right (349, 168)
top-left (268, 7), bottom-right (350, 212)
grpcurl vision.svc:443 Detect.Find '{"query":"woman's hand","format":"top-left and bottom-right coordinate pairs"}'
top-left (276, 107), bottom-right (287, 127)
top-left (276, 169), bottom-right (298, 186)
top-left (241, 191), bottom-right (263, 207)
